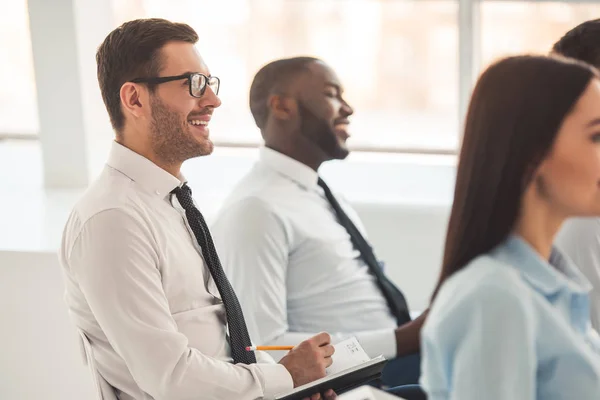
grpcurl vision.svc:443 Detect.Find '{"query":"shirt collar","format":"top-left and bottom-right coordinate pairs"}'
top-left (258, 146), bottom-right (319, 190)
top-left (492, 234), bottom-right (592, 296)
top-left (106, 141), bottom-right (184, 198)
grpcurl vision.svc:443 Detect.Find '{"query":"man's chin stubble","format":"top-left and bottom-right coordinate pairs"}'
top-left (152, 139), bottom-right (213, 166)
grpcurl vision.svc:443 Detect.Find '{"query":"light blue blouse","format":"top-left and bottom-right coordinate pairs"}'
top-left (421, 235), bottom-right (600, 399)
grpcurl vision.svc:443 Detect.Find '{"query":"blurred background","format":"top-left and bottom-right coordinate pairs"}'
top-left (1, 1), bottom-right (599, 398)
top-left (4, 0), bottom-right (600, 151)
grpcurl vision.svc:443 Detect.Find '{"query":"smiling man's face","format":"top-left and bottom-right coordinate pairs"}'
top-left (145, 41), bottom-right (222, 164)
top-left (294, 61), bottom-right (355, 161)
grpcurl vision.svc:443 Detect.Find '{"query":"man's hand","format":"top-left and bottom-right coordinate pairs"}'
top-left (279, 332), bottom-right (335, 387)
top-left (395, 309), bottom-right (429, 357)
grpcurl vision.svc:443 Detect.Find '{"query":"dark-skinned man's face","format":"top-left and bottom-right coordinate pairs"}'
top-left (295, 61), bottom-right (354, 161)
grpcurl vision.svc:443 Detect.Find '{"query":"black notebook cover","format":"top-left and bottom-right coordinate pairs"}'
top-left (274, 356), bottom-right (387, 400)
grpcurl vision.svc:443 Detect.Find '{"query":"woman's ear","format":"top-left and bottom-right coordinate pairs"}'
top-left (522, 154), bottom-right (550, 199)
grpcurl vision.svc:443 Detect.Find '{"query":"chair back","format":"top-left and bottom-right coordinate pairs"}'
top-left (78, 329), bottom-right (118, 400)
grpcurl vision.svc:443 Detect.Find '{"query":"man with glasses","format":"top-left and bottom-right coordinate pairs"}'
top-left (211, 57), bottom-right (426, 389)
top-left (59, 19), bottom-right (335, 400)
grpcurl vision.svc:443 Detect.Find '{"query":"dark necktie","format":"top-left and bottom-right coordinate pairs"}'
top-left (172, 184), bottom-right (256, 364)
top-left (317, 178), bottom-right (412, 325)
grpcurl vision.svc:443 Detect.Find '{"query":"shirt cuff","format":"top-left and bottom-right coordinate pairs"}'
top-left (354, 329), bottom-right (397, 360)
top-left (255, 363), bottom-right (294, 399)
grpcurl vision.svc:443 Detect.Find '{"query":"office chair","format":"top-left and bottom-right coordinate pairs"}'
top-left (78, 329), bottom-right (118, 400)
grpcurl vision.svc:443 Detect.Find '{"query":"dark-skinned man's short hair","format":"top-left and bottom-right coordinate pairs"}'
top-left (96, 18), bottom-right (199, 134)
top-left (249, 56), bottom-right (319, 130)
top-left (553, 19), bottom-right (600, 69)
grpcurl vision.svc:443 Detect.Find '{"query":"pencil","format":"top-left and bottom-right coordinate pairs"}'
top-left (246, 345), bottom-right (294, 351)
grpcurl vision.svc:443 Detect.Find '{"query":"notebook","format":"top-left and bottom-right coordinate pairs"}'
top-left (274, 337), bottom-right (387, 400)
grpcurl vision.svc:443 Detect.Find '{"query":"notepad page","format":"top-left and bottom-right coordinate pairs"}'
top-left (326, 337), bottom-right (372, 375)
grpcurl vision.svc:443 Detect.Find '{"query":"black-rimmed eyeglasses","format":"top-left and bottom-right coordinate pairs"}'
top-left (130, 73), bottom-right (220, 98)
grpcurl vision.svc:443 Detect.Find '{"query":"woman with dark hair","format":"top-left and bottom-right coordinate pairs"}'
top-left (420, 55), bottom-right (600, 399)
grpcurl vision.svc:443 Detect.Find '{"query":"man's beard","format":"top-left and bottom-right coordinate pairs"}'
top-left (298, 101), bottom-right (349, 161)
top-left (149, 95), bottom-right (213, 166)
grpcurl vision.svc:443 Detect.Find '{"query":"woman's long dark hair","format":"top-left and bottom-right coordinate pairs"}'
top-left (433, 55), bottom-right (597, 298)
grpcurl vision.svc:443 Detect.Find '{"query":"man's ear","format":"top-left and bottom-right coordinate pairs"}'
top-left (268, 94), bottom-right (297, 122)
top-left (120, 82), bottom-right (146, 120)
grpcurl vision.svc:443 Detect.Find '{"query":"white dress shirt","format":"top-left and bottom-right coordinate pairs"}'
top-left (211, 147), bottom-right (397, 361)
top-left (555, 217), bottom-right (600, 331)
top-left (59, 142), bottom-right (292, 400)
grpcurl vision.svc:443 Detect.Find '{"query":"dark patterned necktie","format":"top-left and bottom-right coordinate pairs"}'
top-left (317, 178), bottom-right (411, 325)
top-left (172, 184), bottom-right (256, 364)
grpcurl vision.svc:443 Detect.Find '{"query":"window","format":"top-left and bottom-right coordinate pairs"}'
top-left (0, 0), bottom-right (38, 136)
top-left (481, 2), bottom-right (600, 70)
top-left (113, 0), bottom-right (460, 152)
top-left (7, 0), bottom-right (600, 154)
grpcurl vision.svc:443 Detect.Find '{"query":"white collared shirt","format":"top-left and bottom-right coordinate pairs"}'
top-left (59, 142), bottom-right (292, 400)
top-left (211, 147), bottom-right (397, 361)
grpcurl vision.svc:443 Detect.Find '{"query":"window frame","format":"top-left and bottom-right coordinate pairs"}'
top-left (3, 0), bottom-right (598, 156)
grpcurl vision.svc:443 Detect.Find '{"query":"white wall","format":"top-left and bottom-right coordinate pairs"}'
top-left (0, 202), bottom-right (449, 399)
top-left (0, 251), bottom-right (94, 400)
top-left (355, 203), bottom-right (449, 311)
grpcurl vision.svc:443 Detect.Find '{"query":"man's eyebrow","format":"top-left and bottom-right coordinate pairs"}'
top-left (179, 71), bottom-right (212, 77)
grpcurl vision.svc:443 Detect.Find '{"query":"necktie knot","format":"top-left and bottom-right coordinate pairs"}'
top-left (172, 184), bottom-right (194, 210)
top-left (317, 177), bottom-right (328, 191)
top-left (172, 184), bottom-right (192, 196)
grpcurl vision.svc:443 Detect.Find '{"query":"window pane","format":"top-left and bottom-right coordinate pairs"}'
top-left (481, 2), bottom-right (600, 69)
top-left (114, 0), bottom-right (459, 151)
top-left (0, 0), bottom-right (38, 135)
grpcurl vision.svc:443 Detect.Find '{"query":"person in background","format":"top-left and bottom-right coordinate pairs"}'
top-left (552, 19), bottom-right (600, 332)
top-left (420, 55), bottom-right (600, 399)
top-left (59, 19), bottom-right (335, 400)
top-left (211, 57), bottom-right (426, 388)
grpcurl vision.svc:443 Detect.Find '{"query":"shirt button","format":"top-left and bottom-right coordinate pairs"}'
top-left (155, 190), bottom-right (160, 195)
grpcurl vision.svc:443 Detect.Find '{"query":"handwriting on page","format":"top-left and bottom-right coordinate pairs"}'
top-left (326, 337), bottom-right (371, 375)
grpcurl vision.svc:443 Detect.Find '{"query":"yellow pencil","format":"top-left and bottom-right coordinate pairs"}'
top-left (246, 345), bottom-right (294, 351)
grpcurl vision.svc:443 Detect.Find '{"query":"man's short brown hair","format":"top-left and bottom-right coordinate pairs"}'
top-left (96, 18), bottom-right (198, 133)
